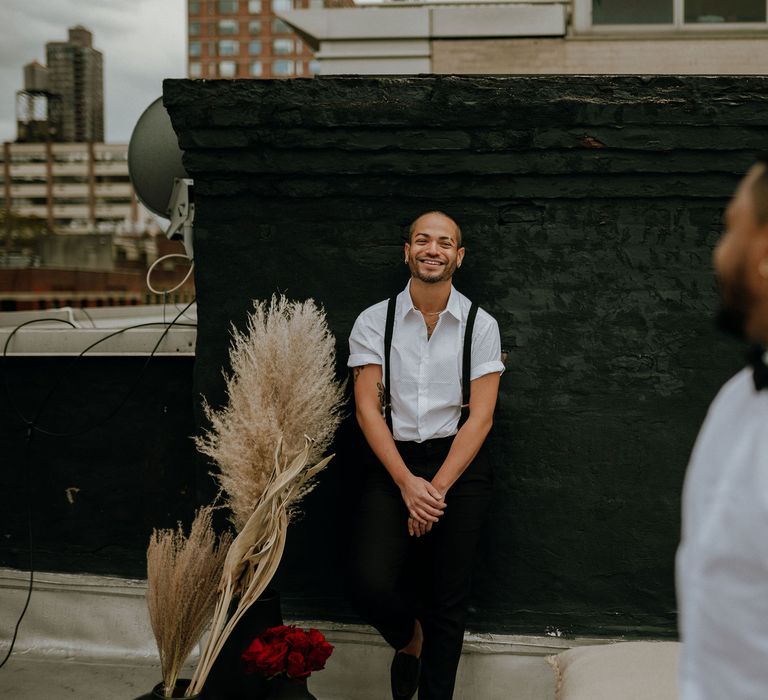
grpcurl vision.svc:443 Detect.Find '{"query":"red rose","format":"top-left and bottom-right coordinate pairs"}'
top-left (285, 629), bottom-right (311, 654)
top-left (242, 638), bottom-right (289, 678)
top-left (287, 650), bottom-right (310, 679)
top-left (261, 625), bottom-right (291, 645)
top-left (241, 638), bottom-right (266, 672)
top-left (307, 628), bottom-right (326, 645)
top-left (306, 640), bottom-right (333, 672)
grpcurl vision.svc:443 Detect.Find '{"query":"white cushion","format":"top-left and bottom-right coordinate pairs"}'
top-left (547, 641), bottom-right (680, 700)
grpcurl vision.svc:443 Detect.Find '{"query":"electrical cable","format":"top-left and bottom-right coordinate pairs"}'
top-left (1, 318), bottom-right (78, 427)
top-left (78, 306), bottom-right (97, 329)
top-left (0, 434), bottom-right (35, 671)
top-left (146, 251), bottom-right (194, 326)
top-left (0, 298), bottom-right (197, 667)
top-left (5, 315), bottom-right (197, 437)
top-left (146, 253), bottom-right (194, 296)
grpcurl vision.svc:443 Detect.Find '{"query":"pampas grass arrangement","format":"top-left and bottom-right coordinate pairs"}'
top-left (185, 295), bottom-right (345, 696)
top-left (146, 506), bottom-right (233, 698)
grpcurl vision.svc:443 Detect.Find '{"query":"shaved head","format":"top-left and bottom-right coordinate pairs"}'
top-left (409, 211), bottom-right (462, 247)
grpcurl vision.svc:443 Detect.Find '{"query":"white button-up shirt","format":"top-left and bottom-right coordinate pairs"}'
top-left (676, 367), bottom-right (768, 700)
top-left (347, 281), bottom-right (505, 442)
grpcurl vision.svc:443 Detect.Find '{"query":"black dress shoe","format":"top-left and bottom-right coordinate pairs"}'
top-left (391, 651), bottom-right (421, 700)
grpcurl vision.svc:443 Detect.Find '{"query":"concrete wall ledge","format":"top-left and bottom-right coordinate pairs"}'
top-left (0, 568), bottom-right (644, 698)
top-left (0, 304), bottom-right (197, 356)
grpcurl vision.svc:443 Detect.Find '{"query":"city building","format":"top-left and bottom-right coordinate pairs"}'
top-left (278, 0), bottom-right (768, 75)
top-left (16, 25), bottom-right (104, 143)
top-left (186, 0), bottom-right (353, 80)
top-left (1, 141), bottom-right (145, 236)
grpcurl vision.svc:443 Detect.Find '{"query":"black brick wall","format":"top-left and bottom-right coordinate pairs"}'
top-left (163, 75), bottom-right (766, 636)
top-left (1, 357), bottom-right (198, 576)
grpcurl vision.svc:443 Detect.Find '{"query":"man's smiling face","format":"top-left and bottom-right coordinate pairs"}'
top-left (405, 212), bottom-right (465, 284)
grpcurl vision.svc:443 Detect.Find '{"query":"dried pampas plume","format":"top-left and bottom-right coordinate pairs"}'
top-left (195, 295), bottom-right (345, 531)
top-left (146, 506), bottom-right (232, 698)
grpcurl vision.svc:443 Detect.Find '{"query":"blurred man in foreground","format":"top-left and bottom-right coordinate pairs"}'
top-left (677, 154), bottom-right (768, 699)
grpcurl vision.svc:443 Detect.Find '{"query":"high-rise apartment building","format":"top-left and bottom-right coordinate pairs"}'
top-left (187, 0), bottom-right (350, 79)
top-left (44, 26), bottom-right (104, 142)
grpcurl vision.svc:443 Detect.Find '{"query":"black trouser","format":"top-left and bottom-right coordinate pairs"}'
top-left (347, 436), bottom-right (493, 700)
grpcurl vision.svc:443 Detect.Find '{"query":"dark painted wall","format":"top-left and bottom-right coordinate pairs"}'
top-left (163, 75), bottom-right (768, 636)
top-left (1, 357), bottom-right (198, 575)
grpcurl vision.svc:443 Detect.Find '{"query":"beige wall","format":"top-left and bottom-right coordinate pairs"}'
top-left (433, 36), bottom-right (768, 74)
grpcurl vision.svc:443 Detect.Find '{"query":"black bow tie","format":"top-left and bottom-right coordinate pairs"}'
top-left (747, 345), bottom-right (768, 391)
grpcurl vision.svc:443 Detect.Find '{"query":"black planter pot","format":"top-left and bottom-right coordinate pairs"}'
top-left (152, 679), bottom-right (203, 698)
top-left (133, 678), bottom-right (203, 699)
top-left (268, 677), bottom-right (318, 700)
top-left (204, 587), bottom-right (284, 700)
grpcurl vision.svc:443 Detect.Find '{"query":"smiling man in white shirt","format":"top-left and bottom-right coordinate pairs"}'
top-left (677, 155), bottom-right (768, 700)
top-left (346, 211), bottom-right (504, 700)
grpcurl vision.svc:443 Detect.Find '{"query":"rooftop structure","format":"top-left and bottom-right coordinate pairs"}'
top-left (278, 0), bottom-right (768, 75)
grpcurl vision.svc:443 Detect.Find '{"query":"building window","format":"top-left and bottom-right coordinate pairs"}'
top-left (272, 18), bottom-right (291, 33)
top-left (218, 0), bottom-right (239, 13)
top-left (189, 62), bottom-right (203, 77)
top-left (309, 0), bottom-right (323, 7)
top-left (592, 0), bottom-right (672, 24)
top-left (249, 40), bottom-right (263, 55)
top-left (189, 1), bottom-right (201, 14)
top-left (248, 0), bottom-right (262, 11)
top-left (296, 61), bottom-right (304, 75)
top-left (272, 38), bottom-right (293, 55)
top-left (218, 39), bottom-right (240, 56)
top-left (250, 61), bottom-right (263, 76)
top-left (218, 19), bottom-right (239, 34)
top-left (685, 0), bottom-right (765, 23)
top-left (249, 20), bottom-right (262, 34)
top-left (189, 41), bottom-right (202, 57)
top-left (219, 61), bottom-right (238, 77)
top-left (272, 0), bottom-right (292, 11)
top-left (309, 59), bottom-right (321, 75)
top-left (580, 0), bottom-right (767, 29)
top-left (189, 21), bottom-right (201, 36)
top-left (271, 59), bottom-right (294, 76)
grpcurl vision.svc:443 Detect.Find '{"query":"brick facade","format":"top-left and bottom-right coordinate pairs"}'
top-left (433, 36), bottom-right (768, 75)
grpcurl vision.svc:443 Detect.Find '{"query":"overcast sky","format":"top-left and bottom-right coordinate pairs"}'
top-left (0, 0), bottom-right (187, 144)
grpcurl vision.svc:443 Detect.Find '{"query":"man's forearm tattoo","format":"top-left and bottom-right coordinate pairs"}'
top-left (353, 367), bottom-right (362, 383)
top-left (377, 381), bottom-right (385, 408)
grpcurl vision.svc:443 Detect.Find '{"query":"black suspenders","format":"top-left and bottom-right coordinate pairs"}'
top-left (383, 295), bottom-right (397, 431)
top-left (383, 296), bottom-right (479, 433)
top-left (460, 302), bottom-right (479, 425)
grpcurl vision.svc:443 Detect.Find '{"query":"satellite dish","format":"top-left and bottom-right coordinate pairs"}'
top-left (128, 97), bottom-right (194, 258)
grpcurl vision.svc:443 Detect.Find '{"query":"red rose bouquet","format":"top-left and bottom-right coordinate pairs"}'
top-left (242, 625), bottom-right (334, 680)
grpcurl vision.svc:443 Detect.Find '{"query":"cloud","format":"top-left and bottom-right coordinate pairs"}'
top-left (0, 0), bottom-right (186, 143)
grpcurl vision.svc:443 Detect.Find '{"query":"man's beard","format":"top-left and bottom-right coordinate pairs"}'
top-left (408, 257), bottom-right (457, 284)
top-left (715, 267), bottom-right (752, 341)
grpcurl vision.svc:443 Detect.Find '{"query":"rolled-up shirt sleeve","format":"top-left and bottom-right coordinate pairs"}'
top-left (470, 315), bottom-right (505, 381)
top-left (348, 310), bottom-right (384, 368)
